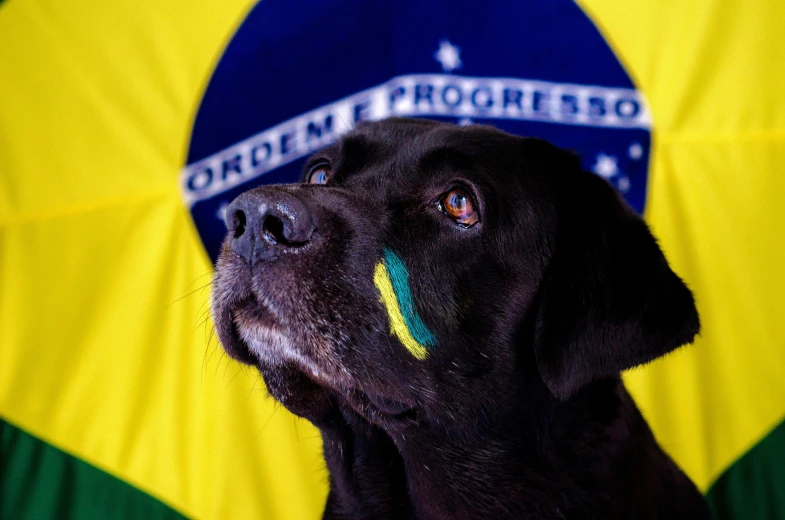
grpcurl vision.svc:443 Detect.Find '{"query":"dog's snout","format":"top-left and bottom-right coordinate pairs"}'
top-left (224, 189), bottom-right (316, 264)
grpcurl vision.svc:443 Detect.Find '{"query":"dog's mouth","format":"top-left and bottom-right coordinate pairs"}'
top-left (218, 295), bottom-right (280, 365)
top-left (232, 296), bottom-right (278, 332)
top-left (224, 300), bottom-right (418, 424)
top-left (347, 388), bottom-right (418, 423)
top-left (216, 281), bottom-right (419, 424)
top-left (223, 294), bottom-right (341, 386)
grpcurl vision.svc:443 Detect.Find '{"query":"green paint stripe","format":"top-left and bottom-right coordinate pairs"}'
top-left (0, 418), bottom-right (186, 520)
top-left (707, 417), bottom-right (785, 520)
top-left (382, 248), bottom-right (437, 347)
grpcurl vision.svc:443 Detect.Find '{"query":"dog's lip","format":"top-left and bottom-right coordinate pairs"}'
top-left (218, 295), bottom-right (279, 366)
top-left (232, 296), bottom-right (279, 330)
top-left (221, 306), bottom-right (257, 365)
top-left (348, 388), bottom-right (418, 422)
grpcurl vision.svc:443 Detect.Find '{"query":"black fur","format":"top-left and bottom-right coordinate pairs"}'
top-left (212, 118), bottom-right (709, 519)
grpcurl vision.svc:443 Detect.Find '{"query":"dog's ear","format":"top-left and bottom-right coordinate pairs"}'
top-left (533, 162), bottom-right (700, 400)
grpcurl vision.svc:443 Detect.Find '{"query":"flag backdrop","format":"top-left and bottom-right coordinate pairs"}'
top-left (1, 0), bottom-right (784, 518)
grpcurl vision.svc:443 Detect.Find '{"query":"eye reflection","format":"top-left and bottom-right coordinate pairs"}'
top-left (440, 188), bottom-right (478, 227)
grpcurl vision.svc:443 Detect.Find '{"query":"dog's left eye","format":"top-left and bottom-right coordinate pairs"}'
top-left (438, 188), bottom-right (479, 227)
top-left (308, 164), bottom-right (332, 185)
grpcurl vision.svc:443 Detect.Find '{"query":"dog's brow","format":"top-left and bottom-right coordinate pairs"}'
top-left (417, 147), bottom-right (471, 174)
top-left (335, 135), bottom-right (383, 178)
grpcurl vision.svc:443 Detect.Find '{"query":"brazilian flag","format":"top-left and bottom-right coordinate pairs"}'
top-left (1, 1), bottom-right (783, 519)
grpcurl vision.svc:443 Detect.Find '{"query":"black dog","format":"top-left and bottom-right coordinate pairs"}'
top-left (212, 118), bottom-right (710, 519)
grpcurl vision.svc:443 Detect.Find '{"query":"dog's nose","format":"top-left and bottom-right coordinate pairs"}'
top-left (224, 189), bottom-right (316, 264)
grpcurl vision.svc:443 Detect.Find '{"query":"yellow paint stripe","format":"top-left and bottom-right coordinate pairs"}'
top-left (373, 262), bottom-right (429, 360)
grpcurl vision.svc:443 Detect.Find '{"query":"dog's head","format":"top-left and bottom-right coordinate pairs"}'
top-left (212, 118), bottom-right (699, 431)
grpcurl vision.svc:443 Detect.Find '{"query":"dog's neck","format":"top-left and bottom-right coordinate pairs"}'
top-left (386, 378), bottom-right (678, 520)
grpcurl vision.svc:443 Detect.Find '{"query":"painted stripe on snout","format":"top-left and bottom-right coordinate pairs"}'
top-left (373, 248), bottom-right (436, 360)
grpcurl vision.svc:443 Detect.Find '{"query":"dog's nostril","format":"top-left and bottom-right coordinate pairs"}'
top-left (262, 214), bottom-right (286, 244)
top-left (232, 210), bottom-right (246, 239)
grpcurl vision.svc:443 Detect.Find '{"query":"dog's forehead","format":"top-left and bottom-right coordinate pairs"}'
top-left (350, 119), bottom-right (508, 155)
top-left (334, 120), bottom-right (523, 184)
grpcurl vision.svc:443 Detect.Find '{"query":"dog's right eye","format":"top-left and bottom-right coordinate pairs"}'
top-left (438, 188), bottom-right (479, 228)
top-left (307, 163), bottom-right (333, 185)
